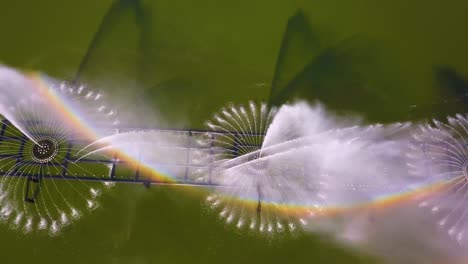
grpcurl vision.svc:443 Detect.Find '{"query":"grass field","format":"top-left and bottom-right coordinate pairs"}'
top-left (1, 0), bottom-right (468, 263)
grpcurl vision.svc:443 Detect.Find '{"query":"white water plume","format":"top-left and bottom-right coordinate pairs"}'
top-left (203, 101), bottom-right (414, 237)
top-left (267, 104), bottom-right (468, 264)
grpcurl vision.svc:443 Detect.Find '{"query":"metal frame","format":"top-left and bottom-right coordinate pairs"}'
top-left (0, 119), bottom-right (263, 188)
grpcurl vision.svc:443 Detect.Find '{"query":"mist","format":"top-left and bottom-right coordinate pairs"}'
top-left (1, 65), bottom-right (468, 263)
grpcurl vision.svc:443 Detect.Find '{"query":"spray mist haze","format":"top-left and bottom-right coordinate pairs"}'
top-left (1, 65), bottom-right (468, 263)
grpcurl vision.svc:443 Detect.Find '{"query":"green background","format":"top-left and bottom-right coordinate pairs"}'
top-left (1, 0), bottom-right (468, 263)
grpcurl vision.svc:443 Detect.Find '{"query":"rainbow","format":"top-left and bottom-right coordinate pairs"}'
top-left (210, 179), bottom-right (452, 220)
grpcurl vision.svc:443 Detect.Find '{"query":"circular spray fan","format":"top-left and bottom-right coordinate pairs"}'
top-left (0, 67), bottom-right (119, 235)
top-left (408, 114), bottom-right (468, 245)
top-left (204, 102), bottom-right (328, 234)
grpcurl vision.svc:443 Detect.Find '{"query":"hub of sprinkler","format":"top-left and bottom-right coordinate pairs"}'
top-left (31, 137), bottom-right (59, 163)
top-left (247, 153), bottom-right (270, 175)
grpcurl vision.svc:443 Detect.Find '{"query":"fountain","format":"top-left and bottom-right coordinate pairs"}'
top-left (2, 64), bottom-right (468, 262)
top-left (0, 66), bottom-right (119, 235)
